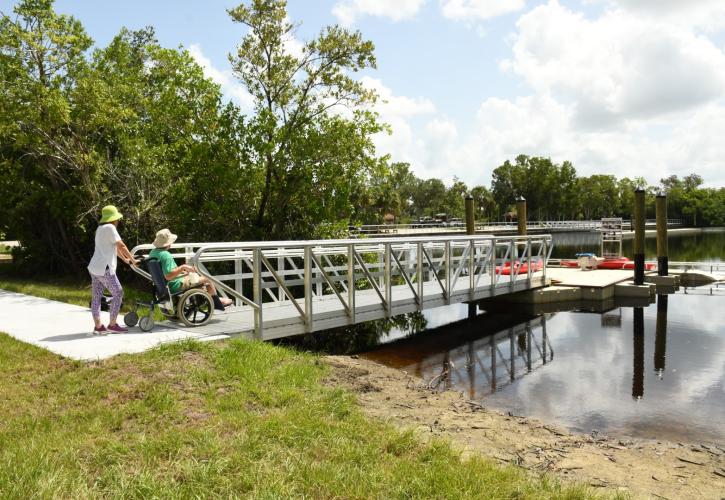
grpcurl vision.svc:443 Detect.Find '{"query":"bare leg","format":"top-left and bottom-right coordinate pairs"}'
top-left (200, 277), bottom-right (232, 306)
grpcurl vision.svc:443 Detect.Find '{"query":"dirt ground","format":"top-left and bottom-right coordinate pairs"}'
top-left (325, 355), bottom-right (725, 500)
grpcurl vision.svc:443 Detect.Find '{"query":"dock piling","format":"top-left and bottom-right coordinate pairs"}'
top-left (656, 193), bottom-right (668, 276)
top-left (465, 195), bottom-right (475, 235)
top-left (633, 188), bottom-right (646, 285)
top-left (516, 196), bottom-right (527, 236)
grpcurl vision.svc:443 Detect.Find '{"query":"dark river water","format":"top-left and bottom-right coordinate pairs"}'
top-left (358, 230), bottom-right (725, 445)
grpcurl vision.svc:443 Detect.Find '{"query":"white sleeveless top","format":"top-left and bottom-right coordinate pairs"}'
top-left (87, 224), bottom-right (122, 276)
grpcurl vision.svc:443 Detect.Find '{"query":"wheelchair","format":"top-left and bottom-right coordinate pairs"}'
top-left (124, 258), bottom-right (215, 332)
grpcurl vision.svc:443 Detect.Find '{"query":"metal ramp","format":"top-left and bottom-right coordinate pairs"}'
top-left (130, 235), bottom-right (552, 340)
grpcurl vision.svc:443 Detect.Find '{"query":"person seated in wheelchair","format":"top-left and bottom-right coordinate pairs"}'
top-left (148, 228), bottom-right (233, 310)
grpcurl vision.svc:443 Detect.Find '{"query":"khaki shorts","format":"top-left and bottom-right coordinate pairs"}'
top-left (181, 271), bottom-right (202, 290)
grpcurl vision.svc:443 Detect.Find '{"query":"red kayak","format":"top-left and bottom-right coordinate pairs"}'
top-left (561, 257), bottom-right (655, 271)
top-left (496, 260), bottom-right (544, 275)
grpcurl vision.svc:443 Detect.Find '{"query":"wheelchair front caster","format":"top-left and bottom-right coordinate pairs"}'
top-left (139, 315), bottom-right (155, 332)
top-left (124, 311), bottom-right (139, 327)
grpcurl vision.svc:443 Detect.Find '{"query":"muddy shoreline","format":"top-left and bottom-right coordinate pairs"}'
top-left (325, 355), bottom-right (725, 499)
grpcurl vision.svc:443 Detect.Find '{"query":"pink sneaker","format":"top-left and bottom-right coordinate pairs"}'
top-left (107, 324), bottom-right (128, 334)
top-left (92, 325), bottom-right (107, 335)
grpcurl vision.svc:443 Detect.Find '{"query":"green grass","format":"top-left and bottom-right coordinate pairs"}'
top-left (0, 274), bottom-right (609, 498)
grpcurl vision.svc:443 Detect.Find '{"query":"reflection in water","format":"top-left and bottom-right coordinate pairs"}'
top-left (632, 307), bottom-right (645, 400)
top-left (364, 290), bottom-right (725, 444)
top-left (367, 315), bottom-right (554, 399)
top-left (654, 295), bottom-right (668, 376)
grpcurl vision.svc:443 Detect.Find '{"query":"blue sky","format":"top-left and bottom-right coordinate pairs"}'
top-left (4, 0), bottom-right (725, 187)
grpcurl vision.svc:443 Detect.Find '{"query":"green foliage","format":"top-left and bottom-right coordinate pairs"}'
top-left (227, 0), bottom-right (385, 238)
top-left (1, 0), bottom-right (723, 278)
top-left (491, 155), bottom-right (579, 220)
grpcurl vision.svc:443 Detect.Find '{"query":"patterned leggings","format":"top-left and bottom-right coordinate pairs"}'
top-left (90, 269), bottom-right (123, 321)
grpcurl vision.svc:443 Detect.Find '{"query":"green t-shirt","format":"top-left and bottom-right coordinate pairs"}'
top-left (149, 248), bottom-right (183, 293)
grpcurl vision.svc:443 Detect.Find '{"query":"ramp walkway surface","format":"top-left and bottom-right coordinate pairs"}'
top-left (0, 289), bottom-right (232, 361)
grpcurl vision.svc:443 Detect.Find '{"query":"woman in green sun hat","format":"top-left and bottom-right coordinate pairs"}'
top-left (87, 205), bottom-right (138, 334)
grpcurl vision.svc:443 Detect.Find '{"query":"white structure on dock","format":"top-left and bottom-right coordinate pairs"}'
top-left (130, 235), bottom-right (552, 340)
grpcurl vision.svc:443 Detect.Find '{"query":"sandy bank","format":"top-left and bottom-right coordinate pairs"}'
top-left (325, 355), bottom-right (725, 499)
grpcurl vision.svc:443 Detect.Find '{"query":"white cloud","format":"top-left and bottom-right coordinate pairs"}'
top-left (440, 0), bottom-right (526, 22)
top-left (607, 0), bottom-right (725, 31)
top-left (374, 0), bottom-right (725, 188)
top-left (188, 44), bottom-right (255, 111)
top-left (502, 1), bottom-right (725, 128)
top-left (332, 0), bottom-right (426, 27)
top-left (361, 76), bottom-right (437, 116)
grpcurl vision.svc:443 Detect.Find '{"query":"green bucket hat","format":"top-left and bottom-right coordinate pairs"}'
top-left (100, 205), bottom-right (123, 223)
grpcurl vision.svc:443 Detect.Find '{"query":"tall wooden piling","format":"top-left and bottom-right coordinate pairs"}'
top-left (516, 196), bottom-right (527, 236)
top-left (633, 188), bottom-right (646, 285)
top-left (656, 194), bottom-right (668, 276)
top-left (465, 195), bottom-right (475, 235)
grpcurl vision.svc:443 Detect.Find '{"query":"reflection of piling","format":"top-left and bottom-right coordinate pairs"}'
top-left (632, 307), bottom-right (645, 400)
top-left (510, 328), bottom-right (516, 382)
top-left (656, 194), bottom-right (668, 276)
top-left (542, 317), bottom-right (548, 364)
top-left (516, 196), bottom-right (527, 236)
top-left (467, 341), bottom-right (476, 399)
top-left (468, 302), bottom-right (477, 319)
top-left (633, 188), bottom-right (646, 285)
top-left (490, 334), bottom-right (497, 391)
top-left (526, 323), bottom-right (532, 372)
top-left (654, 295), bottom-right (668, 376)
top-left (465, 195), bottom-right (475, 235)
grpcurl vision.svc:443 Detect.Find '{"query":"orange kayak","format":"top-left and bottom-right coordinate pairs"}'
top-left (496, 260), bottom-right (544, 275)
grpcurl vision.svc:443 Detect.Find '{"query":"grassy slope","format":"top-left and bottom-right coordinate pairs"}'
top-left (0, 273), bottom-right (603, 498)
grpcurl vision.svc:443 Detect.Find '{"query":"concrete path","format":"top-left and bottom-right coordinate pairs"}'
top-left (0, 289), bottom-right (230, 362)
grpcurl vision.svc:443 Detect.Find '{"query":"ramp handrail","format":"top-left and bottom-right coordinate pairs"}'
top-left (130, 234), bottom-right (553, 339)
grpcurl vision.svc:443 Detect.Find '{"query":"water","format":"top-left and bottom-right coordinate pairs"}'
top-left (364, 291), bottom-right (725, 444)
top-left (550, 228), bottom-right (725, 261)
top-left (359, 230), bottom-right (725, 444)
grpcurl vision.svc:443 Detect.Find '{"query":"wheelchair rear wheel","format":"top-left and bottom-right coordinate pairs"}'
top-left (178, 289), bottom-right (214, 327)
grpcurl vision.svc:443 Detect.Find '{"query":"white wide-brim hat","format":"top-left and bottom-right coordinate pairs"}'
top-left (152, 228), bottom-right (178, 248)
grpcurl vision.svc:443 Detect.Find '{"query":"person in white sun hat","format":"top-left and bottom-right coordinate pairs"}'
top-left (148, 228), bottom-right (232, 310)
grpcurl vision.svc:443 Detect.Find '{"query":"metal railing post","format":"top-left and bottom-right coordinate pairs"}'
top-left (304, 246), bottom-right (313, 332)
top-left (469, 239), bottom-right (475, 300)
top-left (234, 250), bottom-right (243, 307)
top-left (490, 241), bottom-right (496, 292)
top-left (278, 249), bottom-right (285, 301)
top-left (252, 248), bottom-right (263, 340)
top-left (384, 243), bottom-right (392, 316)
top-left (510, 239), bottom-right (516, 292)
top-left (417, 242), bottom-right (424, 310)
top-left (445, 240), bottom-right (451, 304)
top-left (527, 237), bottom-right (533, 282)
top-left (347, 244), bottom-right (356, 324)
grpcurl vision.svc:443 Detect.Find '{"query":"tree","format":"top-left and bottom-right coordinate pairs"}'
top-left (491, 155), bottom-right (578, 220)
top-left (227, 0), bottom-right (384, 238)
top-left (411, 178), bottom-right (447, 217)
top-left (470, 185), bottom-right (495, 221)
top-left (443, 178), bottom-right (468, 218)
top-left (577, 175), bottom-right (618, 219)
top-left (0, 0), bottom-right (94, 270)
top-left (0, 1), bottom-right (242, 270)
